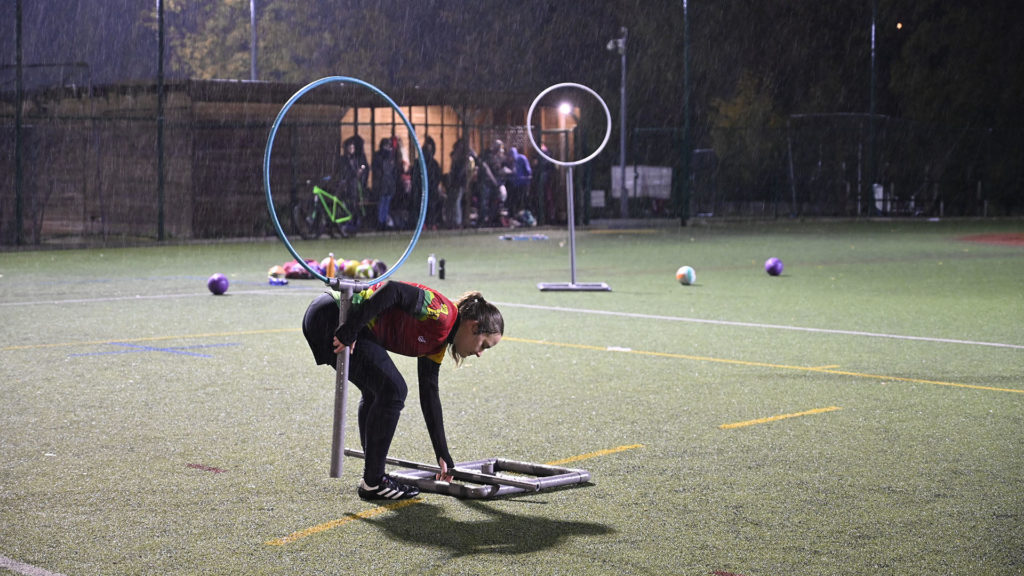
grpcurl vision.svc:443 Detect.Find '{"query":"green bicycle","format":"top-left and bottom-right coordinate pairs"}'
top-left (292, 177), bottom-right (357, 240)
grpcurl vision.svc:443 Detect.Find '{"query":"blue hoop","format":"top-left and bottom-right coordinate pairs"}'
top-left (263, 76), bottom-right (428, 285)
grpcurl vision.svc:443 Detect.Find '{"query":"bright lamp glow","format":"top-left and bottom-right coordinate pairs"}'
top-left (558, 102), bottom-right (573, 116)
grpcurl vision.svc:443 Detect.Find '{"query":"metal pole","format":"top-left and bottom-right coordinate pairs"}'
top-left (787, 118), bottom-right (798, 215)
top-left (566, 168), bottom-right (577, 285)
top-left (680, 1), bottom-right (691, 225)
top-left (618, 27), bottom-right (628, 219)
top-left (329, 285), bottom-right (354, 477)
top-left (249, 0), bottom-right (258, 81)
top-left (868, 0), bottom-right (877, 215)
top-left (14, 0), bottom-right (24, 245)
top-left (157, 0), bottom-right (166, 241)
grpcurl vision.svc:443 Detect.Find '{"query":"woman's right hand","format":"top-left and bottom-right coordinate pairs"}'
top-left (333, 336), bottom-right (354, 355)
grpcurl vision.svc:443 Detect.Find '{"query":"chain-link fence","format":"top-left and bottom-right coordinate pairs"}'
top-left (624, 116), bottom-right (1022, 221)
top-left (3, 95), bottom-right (1021, 248)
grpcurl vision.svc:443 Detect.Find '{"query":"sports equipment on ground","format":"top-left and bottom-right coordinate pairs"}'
top-left (207, 273), bottom-right (229, 295)
top-left (765, 257), bottom-right (784, 276)
top-left (345, 449), bottom-right (591, 499)
top-left (676, 266), bottom-right (696, 285)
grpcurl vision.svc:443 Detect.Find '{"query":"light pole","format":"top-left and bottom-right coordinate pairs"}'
top-left (250, 0), bottom-right (258, 81)
top-left (680, 0), bottom-right (691, 225)
top-left (607, 27), bottom-right (628, 219)
top-left (868, 0), bottom-right (877, 215)
top-left (15, 0), bottom-right (24, 244)
top-left (157, 0), bottom-right (166, 241)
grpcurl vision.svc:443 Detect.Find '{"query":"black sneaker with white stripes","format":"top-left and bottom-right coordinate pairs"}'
top-left (358, 475), bottom-right (421, 501)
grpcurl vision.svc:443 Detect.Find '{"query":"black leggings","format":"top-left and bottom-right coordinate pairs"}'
top-left (347, 330), bottom-right (407, 485)
top-left (302, 294), bottom-right (407, 485)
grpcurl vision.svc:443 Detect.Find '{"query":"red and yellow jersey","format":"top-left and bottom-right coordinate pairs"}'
top-left (351, 282), bottom-right (458, 363)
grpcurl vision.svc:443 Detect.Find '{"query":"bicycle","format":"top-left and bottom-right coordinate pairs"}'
top-left (292, 177), bottom-right (357, 240)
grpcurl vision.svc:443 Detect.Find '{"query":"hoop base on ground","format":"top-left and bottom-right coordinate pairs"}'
top-left (344, 449), bottom-right (591, 499)
top-left (537, 282), bottom-right (612, 292)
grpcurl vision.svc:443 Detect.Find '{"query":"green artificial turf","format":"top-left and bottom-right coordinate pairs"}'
top-left (1, 219), bottom-right (1022, 575)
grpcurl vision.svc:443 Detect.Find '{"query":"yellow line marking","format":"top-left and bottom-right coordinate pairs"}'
top-left (265, 498), bottom-right (422, 546)
top-left (264, 443), bottom-right (643, 546)
top-left (1, 328), bottom-right (299, 352)
top-left (545, 444), bottom-right (644, 466)
top-left (503, 337), bottom-right (1024, 395)
top-left (14, 331), bottom-right (1018, 394)
top-left (720, 406), bottom-right (842, 430)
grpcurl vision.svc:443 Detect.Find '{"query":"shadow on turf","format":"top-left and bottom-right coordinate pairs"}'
top-left (354, 498), bottom-right (614, 556)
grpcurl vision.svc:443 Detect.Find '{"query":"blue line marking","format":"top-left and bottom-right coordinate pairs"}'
top-left (69, 342), bottom-right (240, 358)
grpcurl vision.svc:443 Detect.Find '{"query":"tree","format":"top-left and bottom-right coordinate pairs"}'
top-left (887, 0), bottom-right (1024, 211)
top-left (708, 70), bottom-right (786, 197)
top-left (889, 0), bottom-right (1023, 128)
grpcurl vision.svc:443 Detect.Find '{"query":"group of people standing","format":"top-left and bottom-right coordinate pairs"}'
top-left (447, 137), bottom-right (561, 229)
top-left (330, 134), bottom-right (559, 233)
top-left (466, 138), bottom-right (543, 228)
top-left (330, 134), bottom-right (434, 233)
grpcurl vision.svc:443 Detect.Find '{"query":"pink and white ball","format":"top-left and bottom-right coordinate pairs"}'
top-left (676, 266), bottom-right (696, 286)
top-left (764, 257), bottom-right (784, 276)
top-left (207, 273), bottom-right (229, 295)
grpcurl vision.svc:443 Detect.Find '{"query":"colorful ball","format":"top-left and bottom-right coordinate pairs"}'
top-left (765, 257), bottom-right (784, 276)
top-left (342, 259), bottom-right (360, 278)
top-left (207, 273), bottom-right (229, 295)
top-left (355, 263), bottom-right (373, 279)
top-left (676, 266), bottom-right (696, 286)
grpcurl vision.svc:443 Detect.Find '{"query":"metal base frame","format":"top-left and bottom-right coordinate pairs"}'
top-left (345, 449), bottom-right (591, 499)
top-left (394, 458), bottom-right (592, 499)
top-left (537, 282), bottom-right (612, 292)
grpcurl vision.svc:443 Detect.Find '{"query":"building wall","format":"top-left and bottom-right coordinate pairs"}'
top-left (0, 80), bottom-right (560, 245)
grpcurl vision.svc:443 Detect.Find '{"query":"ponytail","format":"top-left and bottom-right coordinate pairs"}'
top-left (454, 291), bottom-right (504, 336)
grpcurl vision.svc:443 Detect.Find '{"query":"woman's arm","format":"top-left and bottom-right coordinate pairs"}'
top-left (417, 357), bottom-right (454, 470)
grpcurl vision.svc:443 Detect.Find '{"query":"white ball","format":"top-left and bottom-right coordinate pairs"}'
top-left (676, 266), bottom-right (696, 286)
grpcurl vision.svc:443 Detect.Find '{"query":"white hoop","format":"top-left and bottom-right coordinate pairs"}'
top-left (526, 82), bottom-right (613, 168)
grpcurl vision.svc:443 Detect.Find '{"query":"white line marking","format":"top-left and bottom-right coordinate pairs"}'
top-left (2, 291), bottom-right (1018, 350)
top-left (0, 556), bottom-right (68, 576)
top-left (496, 302), bottom-right (1024, 350)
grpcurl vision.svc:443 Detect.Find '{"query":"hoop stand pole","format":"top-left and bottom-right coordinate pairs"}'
top-left (329, 284), bottom-right (354, 478)
top-left (538, 167), bottom-right (611, 292)
top-left (568, 168), bottom-right (578, 285)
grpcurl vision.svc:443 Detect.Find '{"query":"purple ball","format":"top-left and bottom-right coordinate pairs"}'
top-left (207, 273), bottom-right (229, 295)
top-left (765, 257), bottom-right (784, 276)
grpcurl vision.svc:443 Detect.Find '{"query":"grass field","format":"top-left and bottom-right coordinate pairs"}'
top-left (2, 219), bottom-right (1022, 575)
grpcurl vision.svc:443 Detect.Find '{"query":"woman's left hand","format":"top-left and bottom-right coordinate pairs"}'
top-left (436, 457), bottom-right (454, 482)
